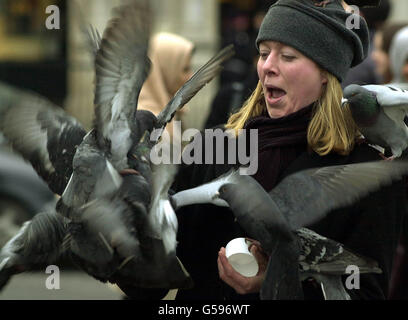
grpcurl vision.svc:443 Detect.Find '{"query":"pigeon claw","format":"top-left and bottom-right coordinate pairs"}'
top-left (119, 169), bottom-right (141, 176)
top-left (356, 137), bottom-right (367, 146)
top-left (379, 153), bottom-right (396, 161)
top-left (314, 0), bottom-right (332, 7)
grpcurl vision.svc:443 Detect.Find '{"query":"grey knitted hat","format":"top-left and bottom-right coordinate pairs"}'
top-left (256, 0), bottom-right (370, 82)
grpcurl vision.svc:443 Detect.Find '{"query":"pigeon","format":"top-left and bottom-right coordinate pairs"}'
top-left (296, 227), bottom-right (381, 300)
top-left (0, 0), bottom-right (234, 293)
top-left (0, 209), bottom-right (69, 290)
top-left (0, 82), bottom-right (87, 195)
top-left (171, 160), bottom-right (408, 299)
top-left (342, 84), bottom-right (408, 160)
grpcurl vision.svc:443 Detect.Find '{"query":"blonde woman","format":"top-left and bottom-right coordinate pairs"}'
top-left (138, 32), bottom-right (194, 144)
top-left (169, 0), bottom-right (407, 300)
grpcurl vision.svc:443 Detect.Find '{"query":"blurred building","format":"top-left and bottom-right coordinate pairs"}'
top-left (0, 0), bottom-right (66, 105)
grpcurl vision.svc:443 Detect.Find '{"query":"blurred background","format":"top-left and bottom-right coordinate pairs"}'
top-left (0, 0), bottom-right (407, 299)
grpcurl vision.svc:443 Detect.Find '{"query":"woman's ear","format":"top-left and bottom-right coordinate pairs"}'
top-left (321, 72), bottom-right (328, 85)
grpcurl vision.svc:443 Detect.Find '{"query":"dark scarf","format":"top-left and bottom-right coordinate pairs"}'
top-left (244, 105), bottom-right (313, 191)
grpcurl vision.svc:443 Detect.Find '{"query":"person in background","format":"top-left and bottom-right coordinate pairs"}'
top-left (138, 32), bottom-right (195, 143)
top-left (371, 22), bottom-right (408, 85)
top-left (388, 26), bottom-right (408, 90)
top-left (204, 57), bottom-right (258, 129)
top-left (341, 0), bottom-right (391, 88)
top-left (205, 5), bottom-right (271, 129)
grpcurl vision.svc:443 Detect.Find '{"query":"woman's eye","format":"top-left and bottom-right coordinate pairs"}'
top-left (282, 55), bottom-right (295, 61)
top-left (259, 52), bottom-right (269, 60)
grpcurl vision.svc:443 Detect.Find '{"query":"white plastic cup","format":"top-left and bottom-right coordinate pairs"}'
top-left (225, 237), bottom-right (259, 277)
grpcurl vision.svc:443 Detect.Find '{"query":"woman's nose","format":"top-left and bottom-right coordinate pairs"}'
top-left (262, 54), bottom-right (279, 76)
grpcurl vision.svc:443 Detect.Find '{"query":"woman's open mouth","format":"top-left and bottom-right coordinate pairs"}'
top-left (265, 85), bottom-right (286, 105)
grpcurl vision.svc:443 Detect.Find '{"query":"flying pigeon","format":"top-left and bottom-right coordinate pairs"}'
top-left (0, 0), bottom-right (234, 293)
top-left (171, 160), bottom-right (408, 299)
top-left (342, 84), bottom-right (408, 160)
top-left (0, 209), bottom-right (69, 290)
top-left (0, 82), bottom-right (87, 195)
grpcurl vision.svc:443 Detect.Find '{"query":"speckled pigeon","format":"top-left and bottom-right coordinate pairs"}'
top-left (296, 227), bottom-right (381, 300)
top-left (172, 160), bottom-right (408, 299)
top-left (343, 84), bottom-right (408, 159)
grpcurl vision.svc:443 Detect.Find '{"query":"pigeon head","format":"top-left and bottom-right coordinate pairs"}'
top-left (218, 181), bottom-right (294, 247)
top-left (343, 84), bottom-right (380, 126)
top-left (218, 183), bottom-right (236, 205)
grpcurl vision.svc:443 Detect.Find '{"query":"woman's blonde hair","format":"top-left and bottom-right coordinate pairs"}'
top-left (225, 71), bottom-right (359, 156)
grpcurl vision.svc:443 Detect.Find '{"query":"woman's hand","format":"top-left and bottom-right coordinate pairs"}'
top-left (217, 239), bottom-right (269, 295)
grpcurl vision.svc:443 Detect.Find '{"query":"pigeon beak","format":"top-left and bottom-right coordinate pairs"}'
top-left (212, 191), bottom-right (220, 200)
top-left (341, 98), bottom-right (348, 107)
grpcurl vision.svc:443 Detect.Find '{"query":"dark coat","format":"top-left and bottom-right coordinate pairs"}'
top-left (173, 134), bottom-right (407, 300)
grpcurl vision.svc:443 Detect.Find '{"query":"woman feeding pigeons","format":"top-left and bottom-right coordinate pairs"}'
top-left (171, 0), bottom-right (407, 300)
top-left (0, 0), bottom-right (405, 301)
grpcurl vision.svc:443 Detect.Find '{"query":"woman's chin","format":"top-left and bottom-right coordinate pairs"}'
top-left (266, 95), bottom-right (285, 107)
top-left (265, 97), bottom-right (289, 118)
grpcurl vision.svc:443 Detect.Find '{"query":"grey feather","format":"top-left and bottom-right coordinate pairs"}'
top-left (343, 84), bottom-right (408, 158)
top-left (57, 130), bottom-right (123, 221)
top-left (170, 169), bottom-right (239, 209)
top-left (297, 228), bottom-right (381, 274)
top-left (270, 160), bottom-right (408, 230)
top-left (94, 0), bottom-right (152, 170)
top-left (0, 210), bottom-right (68, 290)
top-left (83, 24), bottom-right (102, 57)
top-left (154, 44), bottom-right (235, 142)
top-left (0, 82), bottom-right (87, 195)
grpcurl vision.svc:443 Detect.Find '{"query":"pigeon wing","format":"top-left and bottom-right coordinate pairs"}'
top-left (363, 85), bottom-right (408, 127)
top-left (270, 160), bottom-right (408, 231)
top-left (58, 132), bottom-right (123, 220)
top-left (94, 0), bottom-right (151, 169)
top-left (363, 84), bottom-right (408, 110)
top-left (218, 173), bottom-right (295, 252)
top-left (83, 24), bottom-right (102, 57)
top-left (0, 83), bottom-right (86, 195)
top-left (149, 143), bottom-right (180, 255)
top-left (297, 228), bottom-right (381, 275)
top-left (79, 198), bottom-right (141, 264)
top-left (170, 169), bottom-right (238, 209)
top-left (154, 45), bottom-right (235, 141)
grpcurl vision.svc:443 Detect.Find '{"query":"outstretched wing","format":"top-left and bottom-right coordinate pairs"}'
top-left (217, 172), bottom-right (295, 252)
top-left (154, 45), bottom-right (235, 141)
top-left (58, 132), bottom-right (123, 221)
top-left (93, 0), bottom-right (152, 170)
top-left (0, 82), bottom-right (86, 195)
top-left (73, 0), bottom-right (101, 58)
top-left (78, 197), bottom-right (141, 264)
top-left (149, 142), bottom-right (180, 255)
top-left (270, 160), bottom-right (408, 230)
top-left (83, 24), bottom-right (102, 57)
